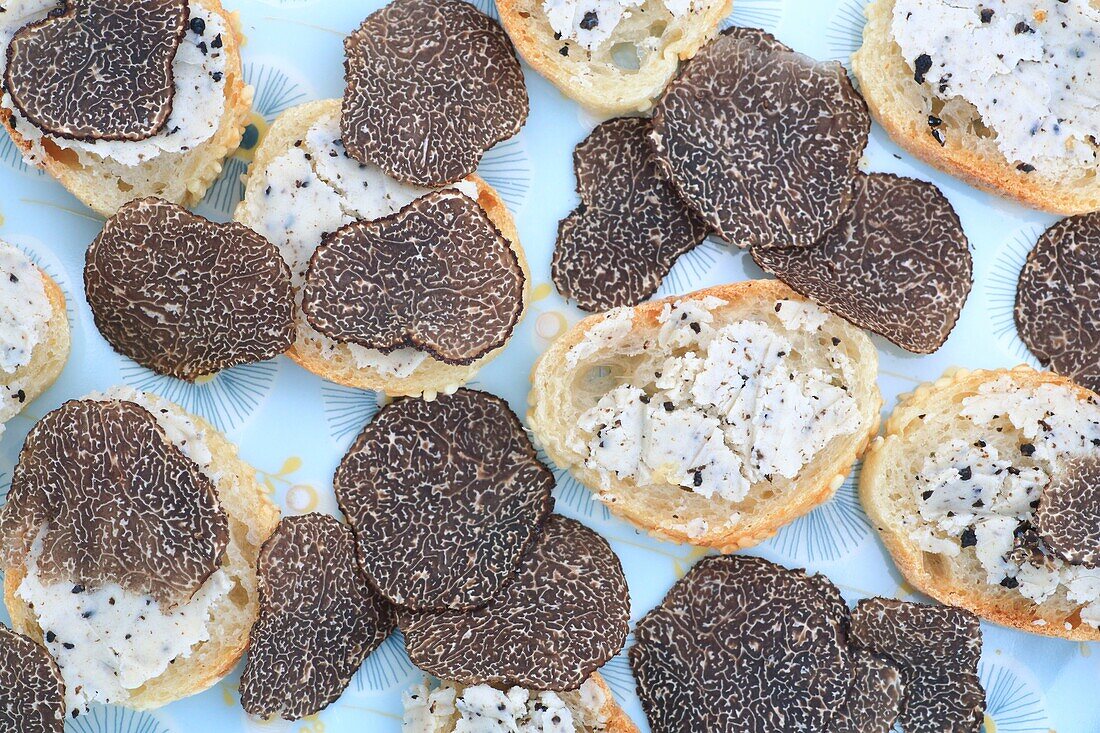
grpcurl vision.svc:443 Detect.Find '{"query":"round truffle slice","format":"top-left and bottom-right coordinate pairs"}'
top-left (335, 389), bottom-right (554, 610)
top-left (0, 398), bottom-right (229, 608)
top-left (400, 515), bottom-right (629, 691)
top-left (552, 117), bottom-right (710, 312)
top-left (1015, 213), bottom-right (1100, 392)
top-left (341, 0), bottom-right (528, 186)
top-left (650, 26), bottom-right (869, 248)
top-left (0, 625), bottom-right (64, 733)
top-left (829, 649), bottom-right (904, 733)
top-left (240, 514), bottom-right (395, 721)
top-left (86, 198), bottom-right (296, 382)
top-left (1035, 457), bottom-right (1100, 568)
top-left (849, 598), bottom-right (985, 733)
top-left (629, 555), bottom-right (851, 733)
top-left (301, 190), bottom-right (525, 365)
top-left (752, 173), bottom-right (972, 354)
top-left (5, 0), bottom-right (188, 141)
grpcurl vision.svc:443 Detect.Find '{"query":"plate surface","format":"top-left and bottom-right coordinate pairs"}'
top-left (0, 0), bottom-right (1089, 731)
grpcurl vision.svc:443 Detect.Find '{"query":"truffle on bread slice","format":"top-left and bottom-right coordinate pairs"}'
top-left (335, 389), bottom-right (554, 611)
top-left (0, 624), bottom-right (64, 732)
top-left (240, 513), bottom-right (395, 721)
top-left (342, 0), bottom-right (528, 187)
top-left (1035, 457), bottom-right (1100, 569)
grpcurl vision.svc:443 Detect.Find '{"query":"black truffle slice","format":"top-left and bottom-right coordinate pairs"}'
top-left (301, 190), bottom-right (525, 365)
top-left (240, 514), bottom-right (396, 721)
top-left (650, 26), bottom-right (870, 248)
top-left (341, 0), bottom-right (528, 186)
top-left (5, 0), bottom-right (188, 141)
top-left (335, 389), bottom-right (554, 610)
top-left (1015, 213), bottom-right (1100, 391)
top-left (0, 399), bottom-right (228, 608)
top-left (829, 649), bottom-right (904, 733)
top-left (86, 198), bottom-right (296, 382)
top-left (849, 598), bottom-right (985, 733)
top-left (630, 555), bottom-right (851, 732)
top-left (752, 173), bottom-right (973, 354)
top-left (552, 117), bottom-right (710, 311)
top-left (1035, 457), bottom-right (1100, 568)
top-left (0, 625), bottom-right (64, 733)
top-left (400, 515), bottom-right (629, 691)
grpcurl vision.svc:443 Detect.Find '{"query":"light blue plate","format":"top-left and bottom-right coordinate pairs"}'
top-left (0, 0), bottom-right (1089, 731)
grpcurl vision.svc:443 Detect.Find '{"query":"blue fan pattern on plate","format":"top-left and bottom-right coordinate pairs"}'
top-left (322, 383), bottom-right (383, 444)
top-left (354, 631), bottom-right (419, 695)
top-left (979, 661), bottom-right (1049, 732)
top-left (984, 225), bottom-right (1044, 367)
top-left (478, 138), bottom-right (533, 213)
top-left (722, 0), bottom-right (784, 31)
top-left (765, 464), bottom-right (871, 564)
top-left (67, 707), bottom-right (172, 733)
top-left (826, 0), bottom-right (869, 64)
top-left (656, 238), bottom-right (726, 299)
top-left (539, 448), bottom-right (613, 522)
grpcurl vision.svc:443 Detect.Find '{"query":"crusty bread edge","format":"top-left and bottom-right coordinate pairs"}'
top-left (588, 672), bottom-right (639, 733)
top-left (529, 280), bottom-right (882, 553)
top-left (861, 364), bottom-right (1100, 642)
top-left (20, 269), bottom-right (69, 410)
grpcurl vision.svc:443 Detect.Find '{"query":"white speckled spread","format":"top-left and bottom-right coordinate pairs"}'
top-left (908, 376), bottom-right (1100, 626)
top-left (0, 241), bottom-right (52, 439)
top-left (568, 298), bottom-right (860, 504)
top-left (892, 0), bottom-right (1100, 178)
top-left (0, 0), bottom-right (228, 168)
top-left (543, 0), bottom-right (699, 50)
top-left (237, 110), bottom-right (482, 379)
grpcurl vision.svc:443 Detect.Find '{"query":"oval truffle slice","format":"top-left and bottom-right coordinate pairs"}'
top-left (1035, 457), bottom-right (1100, 568)
top-left (240, 514), bottom-right (395, 721)
top-left (341, 0), bottom-right (528, 187)
top-left (0, 625), bottom-right (64, 733)
top-left (335, 389), bottom-right (555, 611)
top-left (86, 198), bottom-right (296, 382)
top-left (552, 117), bottom-right (710, 312)
top-left (1015, 213), bottom-right (1100, 392)
top-left (5, 0), bottom-right (188, 141)
top-left (752, 173), bottom-right (972, 354)
top-left (400, 515), bottom-right (629, 691)
top-left (0, 398), bottom-right (228, 608)
top-left (650, 26), bottom-right (869, 248)
top-left (849, 598), bottom-right (985, 733)
top-left (301, 190), bottom-right (525, 365)
top-left (829, 649), bottom-right (904, 733)
top-left (629, 555), bottom-right (851, 733)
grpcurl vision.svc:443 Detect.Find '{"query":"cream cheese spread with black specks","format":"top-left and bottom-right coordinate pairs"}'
top-left (402, 679), bottom-right (608, 733)
top-left (893, 0), bottom-right (1100, 178)
top-left (543, 0), bottom-right (699, 50)
top-left (0, 241), bottom-right (52, 440)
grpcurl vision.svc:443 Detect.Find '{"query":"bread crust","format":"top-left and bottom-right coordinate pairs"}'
top-left (236, 99), bottom-right (530, 398)
top-left (861, 365), bottom-right (1100, 641)
top-left (3, 397), bottom-right (281, 709)
top-left (497, 0), bottom-right (730, 115)
top-left (529, 280), bottom-right (882, 552)
top-left (852, 0), bottom-right (1100, 215)
top-left (588, 672), bottom-right (638, 733)
top-left (12, 269), bottom-right (69, 417)
top-left (0, 0), bottom-right (252, 218)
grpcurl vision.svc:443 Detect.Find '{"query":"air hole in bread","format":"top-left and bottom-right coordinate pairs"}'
top-left (117, 181), bottom-right (133, 192)
top-left (229, 581), bottom-right (249, 607)
top-left (649, 21), bottom-right (667, 37)
top-left (611, 42), bottom-right (641, 71)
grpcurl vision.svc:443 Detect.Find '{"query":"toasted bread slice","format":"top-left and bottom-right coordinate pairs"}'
top-left (852, 0), bottom-right (1100, 215)
top-left (861, 365), bottom-right (1100, 641)
top-left (234, 99), bottom-right (530, 398)
top-left (0, 0), bottom-right (252, 218)
top-left (402, 672), bottom-right (638, 733)
top-left (529, 280), bottom-right (881, 552)
top-left (497, 0), bottom-right (730, 115)
top-left (3, 389), bottom-right (281, 709)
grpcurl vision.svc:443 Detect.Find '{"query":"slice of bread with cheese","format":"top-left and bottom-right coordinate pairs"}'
top-left (0, 0), bottom-right (252, 217)
top-left (862, 365), bottom-right (1100, 641)
top-left (852, 0), bottom-right (1100, 215)
top-left (234, 99), bottom-right (529, 398)
top-left (498, 0), bottom-right (730, 114)
top-left (529, 280), bottom-right (881, 552)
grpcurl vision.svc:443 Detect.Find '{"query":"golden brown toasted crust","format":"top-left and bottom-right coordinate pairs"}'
top-left (589, 672), bottom-right (639, 733)
top-left (0, 0), bottom-right (252, 218)
top-left (861, 365), bottom-right (1100, 641)
top-left (14, 269), bottom-right (69, 415)
top-left (852, 0), bottom-right (1100, 215)
top-left (529, 280), bottom-right (882, 552)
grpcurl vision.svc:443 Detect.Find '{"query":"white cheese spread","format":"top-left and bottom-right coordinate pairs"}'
top-left (909, 376), bottom-right (1100, 625)
top-left (402, 679), bottom-right (608, 733)
top-left (570, 298), bottom-right (861, 503)
top-left (0, 1), bottom-right (228, 168)
top-left (0, 241), bottom-right (52, 439)
top-left (892, 0), bottom-right (1100, 178)
top-left (543, 0), bottom-right (699, 50)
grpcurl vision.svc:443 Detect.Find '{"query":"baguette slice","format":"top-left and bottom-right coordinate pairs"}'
top-left (3, 390), bottom-right (281, 709)
top-left (852, 0), bottom-right (1100, 215)
top-left (861, 365), bottom-right (1100, 641)
top-left (529, 280), bottom-right (881, 552)
top-left (497, 0), bottom-right (730, 115)
top-left (235, 99), bottom-right (529, 398)
top-left (0, 0), bottom-right (252, 218)
top-left (403, 673), bottom-right (637, 733)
